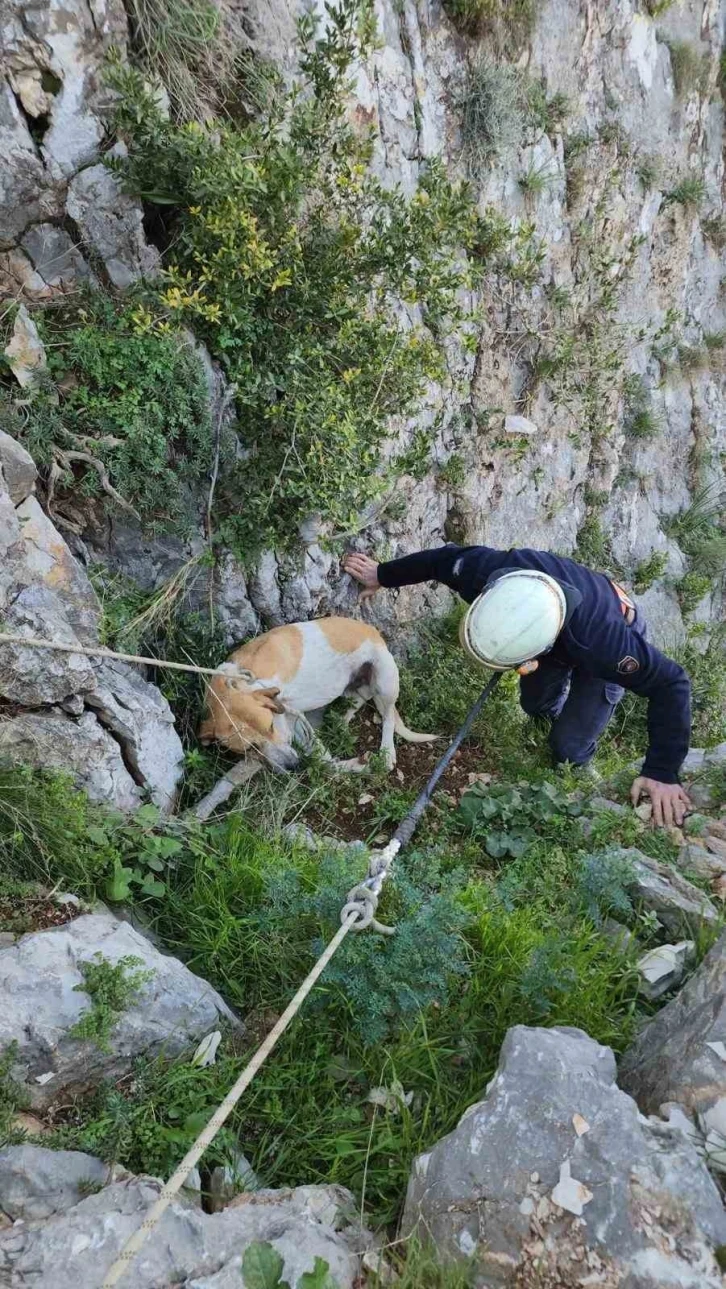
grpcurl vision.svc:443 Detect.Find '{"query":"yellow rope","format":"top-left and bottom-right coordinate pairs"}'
top-left (0, 632), bottom-right (243, 679)
top-left (100, 913), bottom-right (359, 1288)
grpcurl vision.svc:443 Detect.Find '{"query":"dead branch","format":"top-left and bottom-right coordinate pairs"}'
top-left (54, 447), bottom-right (140, 520)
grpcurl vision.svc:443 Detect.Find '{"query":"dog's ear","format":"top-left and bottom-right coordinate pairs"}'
top-left (255, 686), bottom-right (286, 714)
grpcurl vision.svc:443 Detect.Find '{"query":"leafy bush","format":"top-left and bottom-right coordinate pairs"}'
top-left (459, 780), bottom-right (582, 859)
top-left (109, 0), bottom-right (484, 555)
top-left (71, 954), bottom-right (152, 1052)
top-left (664, 175), bottom-right (706, 208)
top-left (124, 0), bottom-right (241, 121)
top-left (242, 1242), bottom-right (339, 1289)
top-left (677, 571), bottom-right (712, 614)
top-left (459, 57), bottom-right (527, 166)
top-left (3, 293), bottom-right (213, 534)
top-left (703, 215), bottom-right (726, 250)
top-left (665, 40), bottom-right (707, 99)
top-left (443, 0), bottom-right (536, 44)
top-left (633, 551), bottom-right (668, 592)
top-left (622, 372), bottom-right (662, 440)
top-left (154, 820), bottom-right (471, 1043)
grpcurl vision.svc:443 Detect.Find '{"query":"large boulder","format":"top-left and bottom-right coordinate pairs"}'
top-left (0, 456), bottom-right (184, 812)
top-left (602, 847), bottom-right (718, 935)
top-left (0, 1145), bottom-right (114, 1221)
top-left (66, 164), bottom-right (160, 289)
top-left (85, 660), bottom-right (184, 813)
top-left (0, 707), bottom-right (148, 811)
top-left (0, 1158), bottom-right (361, 1289)
top-left (402, 1025), bottom-right (726, 1288)
top-left (619, 931), bottom-right (726, 1128)
top-left (0, 429), bottom-right (36, 505)
top-left (0, 913), bottom-right (237, 1110)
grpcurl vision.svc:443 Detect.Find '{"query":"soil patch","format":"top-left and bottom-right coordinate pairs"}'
top-left (305, 712), bottom-right (491, 845)
top-left (0, 891), bottom-right (81, 937)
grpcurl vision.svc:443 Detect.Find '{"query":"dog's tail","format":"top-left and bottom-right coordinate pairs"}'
top-left (393, 708), bottom-right (440, 743)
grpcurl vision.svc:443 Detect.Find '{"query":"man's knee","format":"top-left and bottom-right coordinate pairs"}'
top-left (549, 725), bottom-right (594, 767)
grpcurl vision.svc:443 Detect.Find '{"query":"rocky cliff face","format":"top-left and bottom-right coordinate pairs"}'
top-left (1, 0), bottom-right (724, 652)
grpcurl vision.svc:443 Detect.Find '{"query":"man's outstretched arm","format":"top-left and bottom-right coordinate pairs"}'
top-left (343, 546), bottom-right (464, 598)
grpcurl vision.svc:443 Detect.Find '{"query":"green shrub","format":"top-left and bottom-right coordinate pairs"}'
top-left (460, 57), bottom-right (526, 167)
top-left (633, 551), bottom-right (668, 592)
top-left (2, 293), bottom-right (213, 534)
top-left (575, 513), bottom-right (615, 571)
top-left (636, 154), bottom-right (660, 189)
top-left (525, 83), bottom-right (570, 133)
top-left (679, 629), bottom-right (726, 745)
top-left (702, 215), bottom-right (726, 250)
top-left (123, 0), bottom-right (239, 121)
top-left (442, 0), bottom-right (536, 44)
top-left (459, 780), bottom-right (582, 859)
top-left (677, 571), bottom-right (712, 614)
top-left (622, 372), bottom-right (662, 440)
top-left (109, 1), bottom-right (483, 555)
top-left (664, 175), bottom-right (706, 208)
top-left (665, 40), bottom-right (707, 99)
top-left (71, 954), bottom-right (153, 1052)
top-left (242, 1242), bottom-right (340, 1289)
top-left (0, 1044), bottom-right (30, 1146)
top-left (667, 485), bottom-right (726, 576)
top-left (518, 160), bottom-right (557, 195)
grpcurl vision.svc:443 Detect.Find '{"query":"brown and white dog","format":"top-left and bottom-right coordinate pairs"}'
top-left (199, 617), bottom-right (436, 772)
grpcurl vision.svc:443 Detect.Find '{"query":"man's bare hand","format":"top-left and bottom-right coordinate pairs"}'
top-left (342, 553), bottom-right (381, 602)
top-left (630, 776), bottom-right (691, 829)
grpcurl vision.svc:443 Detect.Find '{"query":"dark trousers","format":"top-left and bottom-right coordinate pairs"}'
top-left (519, 663), bottom-right (625, 767)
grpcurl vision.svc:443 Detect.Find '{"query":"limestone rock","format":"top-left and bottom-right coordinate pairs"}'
top-left (0, 1145), bottom-right (113, 1221)
top-left (503, 414), bottom-right (538, 436)
top-left (636, 940), bottom-right (694, 1001)
top-left (20, 224), bottom-right (94, 290)
top-left (0, 585), bottom-right (97, 705)
top-left (620, 931), bottom-right (726, 1127)
top-left (0, 1166), bottom-right (360, 1289)
top-left (66, 165), bottom-right (160, 289)
top-left (678, 843), bottom-right (726, 881)
top-left (402, 1025), bottom-right (726, 1287)
top-left (4, 305), bottom-right (47, 388)
top-left (0, 707), bottom-right (142, 810)
top-left (15, 495), bottom-right (100, 642)
top-left (0, 912), bottom-right (236, 1110)
top-left (0, 431), bottom-right (36, 505)
top-left (604, 846), bottom-right (718, 935)
top-left (85, 661), bottom-right (184, 814)
top-left (682, 748), bottom-right (707, 775)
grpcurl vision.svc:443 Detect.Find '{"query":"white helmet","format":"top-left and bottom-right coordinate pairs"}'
top-left (459, 570), bottom-right (567, 670)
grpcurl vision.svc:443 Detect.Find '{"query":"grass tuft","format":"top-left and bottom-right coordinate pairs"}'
top-left (460, 57), bottom-right (526, 167)
top-left (665, 40), bottom-right (708, 99)
top-left (664, 175), bottom-right (706, 209)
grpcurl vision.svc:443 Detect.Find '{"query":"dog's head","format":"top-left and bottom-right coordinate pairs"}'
top-left (199, 676), bottom-right (300, 771)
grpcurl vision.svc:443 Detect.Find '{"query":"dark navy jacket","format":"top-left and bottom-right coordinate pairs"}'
top-left (378, 544), bottom-right (691, 784)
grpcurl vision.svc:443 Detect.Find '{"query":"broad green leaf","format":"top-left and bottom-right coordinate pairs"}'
top-left (241, 1241), bottom-right (288, 1289)
top-left (156, 837), bottom-right (184, 857)
top-left (86, 825), bottom-right (110, 846)
top-left (106, 861), bottom-right (134, 903)
top-left (140, 873), bottom-right (166, 898)
top-left (298, 1257), bottom-right (341, 1289)
top-left (136, 804), bottom-right (161, 825)
top-left (484, 831), bottom-right (509, 859)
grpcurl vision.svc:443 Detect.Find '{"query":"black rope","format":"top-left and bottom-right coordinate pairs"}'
top-left (391, 671), bottom-right (502, 850)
